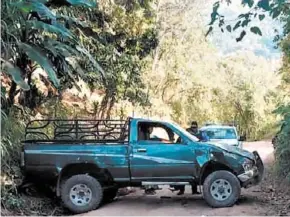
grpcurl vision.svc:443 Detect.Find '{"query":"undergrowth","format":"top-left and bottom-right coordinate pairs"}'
top-left (0, 106), bottom-right (68, 216)
top-left (273, 104), bottom-right (290, 181)
top-left (1, 108), bottom-right (27, 215)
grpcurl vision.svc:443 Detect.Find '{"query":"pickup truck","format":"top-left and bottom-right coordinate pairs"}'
top-left (21, 117), bottom-right (264, 214)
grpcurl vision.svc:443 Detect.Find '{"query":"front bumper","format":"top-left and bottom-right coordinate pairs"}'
top-left (238, 151), bottom-right (264, 188)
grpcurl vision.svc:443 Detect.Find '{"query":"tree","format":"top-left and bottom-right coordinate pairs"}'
top-left (206, 0), bottom-right (290, 177)
top-left (140, 0), bottom-right (280, 140)
top-left (54, 0), bottom-right (158, 118)
top-left (206, 0), bottom-right (289, 42)
top-left (1, 0), bottom-right (104, 111)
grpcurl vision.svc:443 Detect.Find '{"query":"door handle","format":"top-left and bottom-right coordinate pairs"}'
top-left (137, 148), bottom-right (147, 153)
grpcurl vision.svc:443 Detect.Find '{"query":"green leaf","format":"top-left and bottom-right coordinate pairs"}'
top-left (238, 14), bottom-right (246, 18)
top-left (209, 1), bottom-right (220, 25)
top-left (250, 26), bottom-right (263, 36)
top-left (1, 110), bottom-right (7, 120)
top-left (259, 14), bottom-right (265, 20)
top-left (56, 14), bottom-right (89, 28)
top-left (28, 21), bottom-right (73, 40)
top-left (233, 21), bottom-right (241, 31)
top-left (19, 43), bottom-right (60, 87)
top-left (209, 12), bottom-right (218, 25)
top-left (43, 39), bottom-right (76, 57)
top-left (65, 0), bottom-right (97, 7)
top-left (29, 0), bottom-right (49, 3)
top-left (1, 60), bottom-right (30, 90)
top-left (42, 38), bottom-right (59, 56)
top-left (60, 61), bottom-right (82, 91)
top-left (257, 0), bottom-right (270, 11)
top-left (226, 25), bottom-right (232, 32)
top-left (271, 8), bottom-right (281, 19)
top-left (241, 19), bottom-right (251, 27)
top-left (242, 0), bottom-right (254, 8)
top-left (205, 26), bottom-right (213, 37)
top-left (13, 1), bottom-right (55, 19)
top-left (65, 57), bottom-right (86, 77)
top-left (213, 1), bottom-right (220, 11)
top-left (1, 86), bottom-right (6, 97)
top-left (75, 46), bottom-right (105, 78)
top-left (236, 30), bottom-right (246, 42)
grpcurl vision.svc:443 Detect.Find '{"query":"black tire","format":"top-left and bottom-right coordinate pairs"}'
top-left (61, 174), bottom-right (103, 214)
top-left (102, 188), bottom-right (118, 204)
top-left (203, 170), bottom-right (241, 208)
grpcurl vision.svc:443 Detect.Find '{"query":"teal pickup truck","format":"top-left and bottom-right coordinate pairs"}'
top-left (21, 117), bottom-right (264, 214)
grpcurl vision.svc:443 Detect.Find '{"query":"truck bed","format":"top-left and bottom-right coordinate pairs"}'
top-left (23, 141), bottom-right (130, 182)
top-left (22, 118), bottom-right (131, 182)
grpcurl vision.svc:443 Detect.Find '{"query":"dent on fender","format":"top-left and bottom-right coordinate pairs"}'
top-left (195, 149), bottom-right (210, 168)
top-left (194, 147), bottom-right (228, 166)
top-left (195, 147), bottom-right (240, 173)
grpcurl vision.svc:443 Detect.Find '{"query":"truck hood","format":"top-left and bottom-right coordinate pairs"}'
top-left (205, 142), bottom-right (255, 160)
top-left (208, 139), bottom-right (239, 146)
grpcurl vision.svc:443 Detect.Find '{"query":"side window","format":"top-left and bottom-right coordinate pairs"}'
top-left (138, 122), bottom-right (182, 144)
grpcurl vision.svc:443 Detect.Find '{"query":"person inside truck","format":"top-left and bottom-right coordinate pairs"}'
top-left (138, 123), bottom-right (180, 194)
top-left (138, 124), bottom-right (150, 140)
top-left (138, 123), bottom-right (174, 143)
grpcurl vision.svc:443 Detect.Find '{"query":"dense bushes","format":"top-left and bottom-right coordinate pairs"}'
top-left (1, 108), bottom-right (28, 215)
top-left (274, 105), bottom-right (290, 180)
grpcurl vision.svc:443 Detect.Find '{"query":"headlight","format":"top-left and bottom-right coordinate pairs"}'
top-left (243, 158), bottom-right (254, 171)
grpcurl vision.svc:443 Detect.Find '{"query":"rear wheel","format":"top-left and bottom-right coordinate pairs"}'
top-left (61, 174), bottom-right (103, 214)
top-left (203, 170), bottom-right (241, 208)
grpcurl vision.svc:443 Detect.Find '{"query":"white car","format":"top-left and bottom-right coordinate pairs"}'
top-left (200, 124), bottom-right (245, 149)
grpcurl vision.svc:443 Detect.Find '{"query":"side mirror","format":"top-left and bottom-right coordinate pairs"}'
top-left (239, 135), bottom-right (246, 141)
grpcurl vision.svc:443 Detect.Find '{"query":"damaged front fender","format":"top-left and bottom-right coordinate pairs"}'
top-left (192, 142), bottom-right (264, 188)
top-left (238, 151), bottom-right (264, 188)
top-left (193, 144), bottom-right (245, 184)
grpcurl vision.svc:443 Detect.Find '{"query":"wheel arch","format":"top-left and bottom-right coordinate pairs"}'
top-left (199, 161), bottom-right (236, 185)
top-left (56, 163), bottom-right (113, 197)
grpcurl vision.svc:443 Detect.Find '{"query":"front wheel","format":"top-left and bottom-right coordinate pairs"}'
top-left (61, 175), bottom-right (103, 214)
top-left (203, 170), bottom-right (241, 208)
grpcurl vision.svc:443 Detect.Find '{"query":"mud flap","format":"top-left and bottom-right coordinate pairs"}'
top-left (253, 151), bottom-right (264, 183)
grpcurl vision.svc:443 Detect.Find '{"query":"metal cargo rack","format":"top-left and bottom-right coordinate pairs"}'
top-left (24, 118), bottom-right (130, 143)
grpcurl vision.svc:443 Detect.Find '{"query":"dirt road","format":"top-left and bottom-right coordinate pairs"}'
top-left (82, 141), bottom-right (274, 216)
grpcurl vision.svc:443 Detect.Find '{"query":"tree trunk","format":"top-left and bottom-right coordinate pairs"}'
top-left (106, 94), bottom-right (116, 119)
top-left (98, 90), bottom-right (109, 119)
top-left (7, 81), bottom-right (17, 107)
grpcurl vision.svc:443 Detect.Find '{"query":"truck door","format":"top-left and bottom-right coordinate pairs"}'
top-left (129, 121), bottom-right (197, 181)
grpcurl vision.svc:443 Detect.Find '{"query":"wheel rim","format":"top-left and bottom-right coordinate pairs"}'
top-left (69, 184), bottom-right (92, 206)
top-left (210, 179), bottom-right (232, 201)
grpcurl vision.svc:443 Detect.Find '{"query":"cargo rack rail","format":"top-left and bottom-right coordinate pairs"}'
top-left (24, 118), bottom-right (130, 143)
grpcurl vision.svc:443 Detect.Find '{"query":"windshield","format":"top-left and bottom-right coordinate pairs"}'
top-left (201, 128), bottom-right (237, 140)
top-left (170, 122), bottom-right (199, 142)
